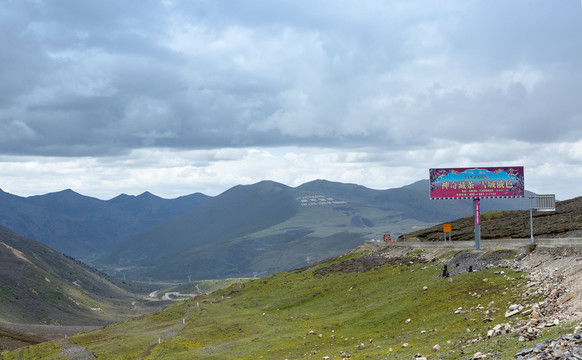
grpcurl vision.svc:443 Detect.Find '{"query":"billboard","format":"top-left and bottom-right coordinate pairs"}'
top-left (429, 167), bottom-right (524, 200)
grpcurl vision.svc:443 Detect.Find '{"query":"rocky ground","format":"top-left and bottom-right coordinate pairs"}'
top-left (509, 247), bottom-right (582, 359)
top-left (361, 243), bottom-right (582, 359)
top-left (440, 246), bottom-right (582, 359)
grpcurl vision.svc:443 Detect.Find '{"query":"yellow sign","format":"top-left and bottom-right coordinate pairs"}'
top-left (443, 224), bottom-right (452, 233)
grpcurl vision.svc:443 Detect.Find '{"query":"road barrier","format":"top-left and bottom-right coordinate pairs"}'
top-left (387, 238), bottom-right (582, 249)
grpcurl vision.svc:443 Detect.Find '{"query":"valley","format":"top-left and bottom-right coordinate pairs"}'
top-left (4, 243), bottom-right (582, 359)
top-left (0, 180), bottom-right (580, 358)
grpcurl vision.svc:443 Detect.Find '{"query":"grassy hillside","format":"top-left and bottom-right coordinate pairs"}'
top-left (407, 196), bottom-right (582, 241)
top-left (0, 225), bottom-right (160, 326)
top-left (3, 246), bottom-right (573, 359)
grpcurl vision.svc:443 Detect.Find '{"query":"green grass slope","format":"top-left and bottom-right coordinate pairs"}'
top-left (0, 225), bottom-right (157, 326)
top-left (4, 247), bottom-right (573, 359)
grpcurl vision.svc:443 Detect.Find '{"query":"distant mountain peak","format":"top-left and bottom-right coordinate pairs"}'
top-left (34, 188), bottom-right (86, 200)
top-left (138, 191), bottom-right (159, 198)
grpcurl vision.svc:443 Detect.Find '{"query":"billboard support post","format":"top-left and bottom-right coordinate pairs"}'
top-left (474, 198), bottom-right (481, 250)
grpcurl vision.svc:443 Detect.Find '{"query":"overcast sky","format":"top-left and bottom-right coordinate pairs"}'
top-left (1, 0), bottom-right (581, 200)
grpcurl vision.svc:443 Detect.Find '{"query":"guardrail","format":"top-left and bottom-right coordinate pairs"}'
top-left (387, 238), bottom-right (582, 249)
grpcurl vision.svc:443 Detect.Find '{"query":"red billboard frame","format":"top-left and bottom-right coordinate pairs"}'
top-left (429, 166), bottom-right (524, 200)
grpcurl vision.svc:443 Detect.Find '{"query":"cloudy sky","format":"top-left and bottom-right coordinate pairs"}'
top-left (1, 0), bottom-right (581, 200)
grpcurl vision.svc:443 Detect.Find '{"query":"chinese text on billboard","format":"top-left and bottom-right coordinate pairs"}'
top-left (429, 167), bottom-right (524, 200)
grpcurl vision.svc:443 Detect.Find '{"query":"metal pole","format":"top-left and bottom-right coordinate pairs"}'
top-left (529, 196), bottom-right (535, 243)
top-left (474, 198), bottom-right (481, 250)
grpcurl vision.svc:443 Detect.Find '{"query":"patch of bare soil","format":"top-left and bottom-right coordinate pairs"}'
top-left (445, 249), bottom-right (516, 276)
top-left (59, 341), bottom-right (95, 359)
top-left (313, 253), bottom-right (427, 276)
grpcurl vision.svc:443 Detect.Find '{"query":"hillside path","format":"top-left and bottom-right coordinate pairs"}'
top-left (136, 306), bottom-right (197, 360)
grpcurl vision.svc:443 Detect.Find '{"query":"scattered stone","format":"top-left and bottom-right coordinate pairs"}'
top-left (433, 344), bottom-right (441, 351)
top-left (472, 351), bottom-right (486, 359)
top-left (505, 309), bottom-right (520, 318)
top-left (405, 318), bottom-right (411, 323)
top-left (487, 323), bottom-right (512, 338)
top-left (531, 311), bottom-right (540, 319)
top-left (423, 286), bottom-right (428, 291)
top-left (401, 343), bottom-right (409, 348)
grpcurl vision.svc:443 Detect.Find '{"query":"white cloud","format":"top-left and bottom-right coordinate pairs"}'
top-left (0, 1), bottom-right (581, 200)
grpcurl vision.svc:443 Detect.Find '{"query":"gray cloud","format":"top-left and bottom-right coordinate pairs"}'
top-left (1, 0), bottom-right (581, 168)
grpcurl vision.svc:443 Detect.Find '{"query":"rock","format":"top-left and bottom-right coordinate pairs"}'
top-left (472, 351), bottom-right (486, 359)
top-left (433, 344), bottom-right (441, 351)
top-left (423, 286), bottom-right (428, 291)
top-left (531, 311), bottom-right (540, 319)
top-left (545, 319), bottom-right (559, 327)
top-left (505, 309), bottom-right (520, 318)
top-left (402, 343), bottom-right (409, 348)
top-left (508, 304), bottom-right (520, 311)
top-left (405, 318), bottom-right (411, 323)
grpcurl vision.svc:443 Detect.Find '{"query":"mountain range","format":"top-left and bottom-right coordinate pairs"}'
top-left (0, 179), bottom-right (534, 281)
top-left (0, 189), bottom-right (209, 261)
top-left (95, 179), bottom-right (533, 280)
